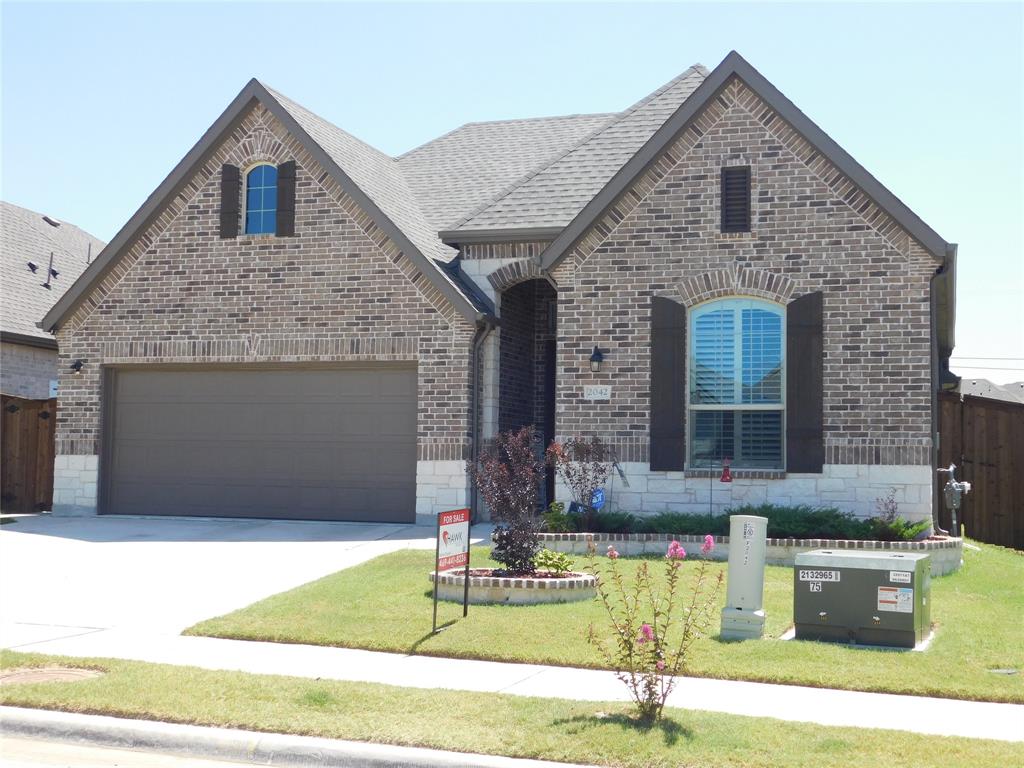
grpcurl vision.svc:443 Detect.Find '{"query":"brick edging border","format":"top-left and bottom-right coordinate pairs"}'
top-left (536, 534), bottom-right (963, 576)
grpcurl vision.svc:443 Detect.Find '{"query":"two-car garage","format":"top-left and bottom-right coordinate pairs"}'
top-left (101, 365), bottom-right (417, 523)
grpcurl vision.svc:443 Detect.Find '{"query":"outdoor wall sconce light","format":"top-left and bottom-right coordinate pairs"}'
top-left (589, 346), bottom-right (604, 373)
top-left (70, 359), bottom-right (84, 374)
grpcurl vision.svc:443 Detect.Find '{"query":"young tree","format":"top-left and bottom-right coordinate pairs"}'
top-left (468, 426), bottom-right (543, 574)
top-left (546, 436), bottom-right (613, 530)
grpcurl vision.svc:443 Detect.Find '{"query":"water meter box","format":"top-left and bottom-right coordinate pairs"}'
top-left (793, 550), bottom-right (931, 648)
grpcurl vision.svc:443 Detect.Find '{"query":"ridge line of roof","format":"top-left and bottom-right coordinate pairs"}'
top-left (396, 112), bottom-right (617, 161)
top-left (442, 64), bottom-right (708, 235)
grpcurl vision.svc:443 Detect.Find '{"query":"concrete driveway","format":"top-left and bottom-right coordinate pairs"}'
top-left (0, 514), bottom-right (434, 650)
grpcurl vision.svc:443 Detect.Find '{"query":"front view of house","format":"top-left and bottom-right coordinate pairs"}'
top-left (43, 52), bottom-right (956, 528)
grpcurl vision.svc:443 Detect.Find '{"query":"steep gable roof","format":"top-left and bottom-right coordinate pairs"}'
top-left (1, 201), bottom-right (105, 346)
top-left (440, 65), bottom-right (708, 239)
top-left (538, 51), bottom-right (954, 272)
top-left (42, 80), bottom-right (490, 333)
top-left (399, 113), bottom-right (614, 231)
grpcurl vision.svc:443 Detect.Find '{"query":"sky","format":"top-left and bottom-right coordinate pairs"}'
top-left (2, 1), bottom-right (1022, 383)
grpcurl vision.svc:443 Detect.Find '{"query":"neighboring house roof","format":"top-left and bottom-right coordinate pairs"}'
top-left (957, 378), bottom-right (1024, 405)
top-left (1, 201), bottom-right (105, 347)
top-left (399, 113), bottom-right (614, 232)
top-left (441, 65), bottom-right (708, 239)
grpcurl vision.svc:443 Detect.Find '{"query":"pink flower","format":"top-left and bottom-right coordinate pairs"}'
top-left (655, 660), bottom-right (665, 672)
top-left (606, 545), bottom-right (619, 560)
top-left (666, 540), bottom-right (686, 560)
top-left (702, 534), bottom-right (715, 556)
top-left (638, 623), bottom-right (654, 644)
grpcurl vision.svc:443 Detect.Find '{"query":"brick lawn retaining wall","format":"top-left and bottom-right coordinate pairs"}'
top-left (538, 533), bottom-right (963, 576)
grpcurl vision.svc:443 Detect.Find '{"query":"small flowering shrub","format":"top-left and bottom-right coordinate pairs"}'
top-left (586, 535), bottom-right (722, 723)
top-left (534, 548), bottom-right (575, 575)
top-left (546, 436), bottom-right (613, 531)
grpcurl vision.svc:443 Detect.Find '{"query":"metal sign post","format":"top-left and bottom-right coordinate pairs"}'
top-left (432, 508), bottom-right (471, 634)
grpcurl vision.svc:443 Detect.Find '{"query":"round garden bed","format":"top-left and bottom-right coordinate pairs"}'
top-left (430, 569), bottom-right (597, 605)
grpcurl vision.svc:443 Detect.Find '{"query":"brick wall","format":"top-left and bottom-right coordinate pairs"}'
top-left (0, 342), bottom-right (56, 399)
top-left (52, 104), bottom-right (475, 516)
top-left (554, 78), bottom-right (940, 471)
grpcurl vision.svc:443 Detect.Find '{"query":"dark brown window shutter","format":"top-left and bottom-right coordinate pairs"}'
top-left (650, 296), bottom-right (686, 471)
top-left (219, 164), bottom-right (240, 239)
top-left (721, 166), bottom-right (751, 233)
top-left (786, 291), bottom-right (824, 472)
top-left (276, 161), bottom-right (297, 236)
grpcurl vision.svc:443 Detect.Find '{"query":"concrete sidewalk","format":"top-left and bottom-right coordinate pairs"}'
top-left (5, 626), bottom-right (1022, 743)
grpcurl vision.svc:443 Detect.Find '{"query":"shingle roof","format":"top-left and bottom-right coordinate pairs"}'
top-left (446, 65), bottom-right (709, 234)
top-left (398, 113), bottom-right (615, 231)
top-left (958, 378), bottom-right (1024, 405)
top-left (266, 86), bottom-right (458, 265)
top-left (1, 201), bottom-right (105, 342)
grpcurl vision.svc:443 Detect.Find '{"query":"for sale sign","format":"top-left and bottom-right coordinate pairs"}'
top-left (437, 508), bottom-right (470, 571)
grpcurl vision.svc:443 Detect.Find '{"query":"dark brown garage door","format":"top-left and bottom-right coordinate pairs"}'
top-left (103, 366), bottom-right (416, 523)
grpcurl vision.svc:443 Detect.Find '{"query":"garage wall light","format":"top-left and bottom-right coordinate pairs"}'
top-left (70, 359), bottom-right (84, 374)
top-left (589, 346), bottom-right (605, 373)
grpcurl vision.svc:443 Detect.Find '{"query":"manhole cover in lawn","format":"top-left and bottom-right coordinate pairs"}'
top-left (0, 667), bottom-right (103, 685)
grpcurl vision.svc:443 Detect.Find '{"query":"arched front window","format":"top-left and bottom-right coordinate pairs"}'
top-left (244, 163), bottom-right (277, 235)
top-left (689, 298), bottom-right (784, 469)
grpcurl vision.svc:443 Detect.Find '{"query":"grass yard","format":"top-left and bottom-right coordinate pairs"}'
top-left (187, 541), bottom-right (1024, 703)
top-left (1, 651), bottom-right (1018, 768)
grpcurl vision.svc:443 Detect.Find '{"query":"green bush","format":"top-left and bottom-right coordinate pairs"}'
top-left (533, 548), bottom-right (575, 575)
top-left (725, 503), bottom-right (872, 540)
top-left (566, 508), bottom-right (645, 534)
top-left (645, 512), bottom-right (731, 536)
top-left (542, 502), bottom-right (573, 533)
top-left (866, 516), bottom-right (930, 542)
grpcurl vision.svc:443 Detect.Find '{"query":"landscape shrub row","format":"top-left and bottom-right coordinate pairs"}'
top-left (543, 502), bottom-right (929, 541)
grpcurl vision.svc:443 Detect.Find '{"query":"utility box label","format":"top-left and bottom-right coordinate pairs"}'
top-left (798, 569), bottom-right (840, 582)
top-left (889, 571), bottom-right (912, 584)
top-left (878, 586), bottom-right (914, 613)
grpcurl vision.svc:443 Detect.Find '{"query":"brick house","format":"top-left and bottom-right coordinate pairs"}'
top-left (42, 52), bottom-right (956, 527)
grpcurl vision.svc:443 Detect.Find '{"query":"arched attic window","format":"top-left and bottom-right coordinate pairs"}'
top-left (243, 163), bottom-right (278, 235)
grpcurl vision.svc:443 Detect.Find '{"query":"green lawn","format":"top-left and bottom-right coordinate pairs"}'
top-left (1, 651), bottom-right (1018, 768)
top-left (187, 540), bottom-right (1024, 703)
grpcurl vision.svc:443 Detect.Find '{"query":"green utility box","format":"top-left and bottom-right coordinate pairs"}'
top-left (793, 550), bottom-right (931, 648)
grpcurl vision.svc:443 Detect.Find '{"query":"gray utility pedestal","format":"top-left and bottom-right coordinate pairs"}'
top-left (793, 550), bottom-right (931, 649)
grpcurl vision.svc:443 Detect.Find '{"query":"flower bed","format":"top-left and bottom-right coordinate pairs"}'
top-left (430, 569), bottom-right (597, 605)
top-left (537, 533), bottom-right (963, 576)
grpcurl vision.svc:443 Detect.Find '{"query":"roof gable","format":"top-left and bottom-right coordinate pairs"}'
top-left (42, 80), bottom-right (487, 333)
top-left (539, 51), bottom-right (954, 272)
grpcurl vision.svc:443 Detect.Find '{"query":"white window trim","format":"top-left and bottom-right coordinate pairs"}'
top-left (686, 296), bottom-right (786, 469)
top-left (240, 161), bottom-right (277, 237)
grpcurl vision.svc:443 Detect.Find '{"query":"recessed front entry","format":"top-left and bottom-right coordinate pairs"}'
top-left (102, 365), bottom-right (416, 523)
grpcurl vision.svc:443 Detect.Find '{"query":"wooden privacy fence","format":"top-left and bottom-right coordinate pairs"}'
top-left (1, 396), bottom-right (57, 513)
top-left (938, 391), bottom-right (1024, 550)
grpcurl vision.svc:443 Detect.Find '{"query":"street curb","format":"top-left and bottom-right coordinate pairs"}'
top-left (0, 706), bottom-right (594, 768)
